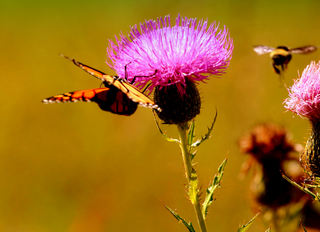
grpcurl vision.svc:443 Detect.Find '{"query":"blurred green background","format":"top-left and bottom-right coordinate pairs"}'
top-left (1, 0), bottom-right (320, 231)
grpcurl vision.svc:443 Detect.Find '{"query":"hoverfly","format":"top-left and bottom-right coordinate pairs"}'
top-left (253, 45), bottom-right (317, 75)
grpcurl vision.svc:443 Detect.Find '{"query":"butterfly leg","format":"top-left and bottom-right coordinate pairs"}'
top-left (131, 70), bottom-right (158, 84)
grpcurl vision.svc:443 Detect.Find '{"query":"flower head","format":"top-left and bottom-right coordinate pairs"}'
top-left (239, 123), bottom-right (296, 163)
top-left (239, 123), bottom-right (306, 209)
top-left (284, 61), bottom-right (320, 121)
top-left (107, 14), bottom-right (233, 96)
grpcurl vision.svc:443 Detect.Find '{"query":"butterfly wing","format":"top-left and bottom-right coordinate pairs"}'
top-left (290, 45), bottom-right (317, 54)
top-left (253, 45), bottom-right (275, 55)
top-left (42, 87), bottom-right (138, 116)
top-left (60, 54), bottom-right (115, 84)
top-left (108, 80), bottom-right (162, 111)
top-left (42, 88), bottom-right (108, 103)
top-left (60, 54), bottom-right (161, 112)
top-left (97, 86), bottom-right (138, 115)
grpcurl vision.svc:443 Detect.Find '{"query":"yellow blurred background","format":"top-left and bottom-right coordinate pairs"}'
top-left (1, 0), bottom-right (320, 231)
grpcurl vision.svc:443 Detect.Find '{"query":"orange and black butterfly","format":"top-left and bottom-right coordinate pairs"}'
top-left (42, 55), bottom-right (161, 116)
top-left (253, 45), bottom-right (317, 75)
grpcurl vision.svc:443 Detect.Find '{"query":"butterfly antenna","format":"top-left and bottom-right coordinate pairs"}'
top-left (60, 54), bottom-right (80, 66)
top-left (59, 53), bottom-right (71, 61)
top-left (59, 54), bottom-right (81, 67)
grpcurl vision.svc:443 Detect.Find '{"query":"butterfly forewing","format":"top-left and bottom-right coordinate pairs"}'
top-left (103, 78), bottom-right (158, 108)
top-left (60, 54), bottom-right (115, 84)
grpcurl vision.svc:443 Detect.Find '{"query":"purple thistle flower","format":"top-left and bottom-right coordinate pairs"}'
top-left (284, 61), bottom-right (320, 121)
top-left (107, 14), bottom-right (233, 96)
top-left (285, 60), bottom-right (320, 177)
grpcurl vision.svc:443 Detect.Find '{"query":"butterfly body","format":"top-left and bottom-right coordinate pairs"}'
top-left (43, 55), bottom-right (161, 115)
top-left (253, 45), bottom-right (317, 75)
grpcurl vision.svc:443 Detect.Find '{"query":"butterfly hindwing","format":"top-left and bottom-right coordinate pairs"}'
top-left (42, 88), bottom-right (108, 103)
top-left (98, 85), bottom-right (138, 115)
top-left (42, 86), bottom-right (138, 116)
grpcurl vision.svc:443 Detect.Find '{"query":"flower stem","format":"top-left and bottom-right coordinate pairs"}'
top-left (177, 122), bottom-right (207, 232)
top-left (178, 123), bottom-right (193, 180)
top-left (304, 120), bottom-right (320, 176)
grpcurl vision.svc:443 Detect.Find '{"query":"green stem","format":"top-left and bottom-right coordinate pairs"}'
top-left (177, 122), bottom-right (207, 232)
top-left (304, 120), bottom-right (320, 176)
top-left (178, 123), bottom-right (192, 180)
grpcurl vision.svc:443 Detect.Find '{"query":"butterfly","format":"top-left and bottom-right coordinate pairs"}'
top-left (253, 45), bottom-right (317, 75)
top-left (42, 55), bottom-right (161, 116)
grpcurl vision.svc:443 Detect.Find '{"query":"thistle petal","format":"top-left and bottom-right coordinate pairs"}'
top-left (284, 60), bottom-right (320, 121)
top-left (107, 14), bottom-right (233, 95)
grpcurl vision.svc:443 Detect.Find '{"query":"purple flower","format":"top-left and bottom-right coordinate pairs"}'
top-left (107, 14), bottom-right (233, 96)
top-left (284, 61), bottom-right (320, 121)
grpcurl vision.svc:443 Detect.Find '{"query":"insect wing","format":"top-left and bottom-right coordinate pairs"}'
top-left (253, 45), bottom-right (275, 55)
top-left (42, 88), bottom-right (111, 103)
top-left (59, 54), bottom-right (161, 112)
top-left (98, 86), bottom-right (138, 115)
top-left (60, 54), bottom-right (115, 84)
top-left (290, 46), bottom-right (317, 54)
top-left (42, 87), bottom-right (138, 115)
top-left (109, 80), bottom-right (161, 111)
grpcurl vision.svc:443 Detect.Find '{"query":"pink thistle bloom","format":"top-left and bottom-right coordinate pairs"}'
top-left (107, 14), bottom-right (233, 95)
top-left (284, 61), bottom-right (320, 121)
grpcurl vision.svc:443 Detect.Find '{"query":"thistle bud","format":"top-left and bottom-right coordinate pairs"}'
top-left (154, 79), bottom-right (201, 124)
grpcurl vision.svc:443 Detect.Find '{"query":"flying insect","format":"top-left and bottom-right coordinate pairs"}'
top-left (253, 45), bottom-right (317, 75)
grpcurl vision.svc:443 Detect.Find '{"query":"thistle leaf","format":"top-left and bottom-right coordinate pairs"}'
top-left (282, 174), bottom-right (320, 201)
top-left (300, 222), bottom-right (308, 232)
top-left (153, 111), bottom-right (180, 143)
top-left (165, 205), bottom-right (196, 232)
top-left (202, 158), bottom-right (227, 217)
top-left (188, 120), bottom-right (196, 151)
top-left (191, 110), bottom-right (217, 148)
top-left (238, 211), bottom-right (260, 232)
top-left (190, 150), bottom-right (197, 161)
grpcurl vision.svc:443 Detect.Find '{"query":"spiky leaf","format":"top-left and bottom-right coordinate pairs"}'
top-left (188, 120), bottom-right (196, 151)
top-left (301, 222), bottom-right (307, 232)
top-left (238, 211), bottom-right (260, 232)
top-left (301, 223), bottom-right (308, 232)
top-left (153, 112), bottom-right (180, 143)
top-left (190, 150), bottom-right (197, 161)
top-left (202, 158), bottom-right (227, 217)
top-left (282, 174), bottom-right (320, 201)
top-left (191, 110), bottom-right (217, 148)
top-left (165, 205), bottom-right (196, 232)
